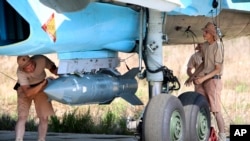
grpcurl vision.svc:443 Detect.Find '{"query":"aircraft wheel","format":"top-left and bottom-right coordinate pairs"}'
top-left (142, 94), bottom-right (185, 141)
top-left (178, 92), bottom-right (211, 141)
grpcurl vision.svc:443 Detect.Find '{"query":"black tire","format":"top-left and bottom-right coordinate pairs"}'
top-left (142, 94), bottom-right (186, 141)
top-left (178, 91), bottom-right (211, 141)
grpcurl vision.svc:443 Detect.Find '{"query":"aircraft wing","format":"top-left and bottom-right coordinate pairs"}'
top-left (164, 9), bottom-right (250, 44)
top-left (0, 0), bottom-right (250, 56)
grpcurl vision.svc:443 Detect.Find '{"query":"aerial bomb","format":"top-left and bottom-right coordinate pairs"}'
top-left (44, 68), bottom-right (143, 105)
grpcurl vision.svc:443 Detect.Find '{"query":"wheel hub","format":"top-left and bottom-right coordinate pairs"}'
top-left (197, 108), bottom-right (209, 140)
top-left (170, 110), bottom-right (182, 141)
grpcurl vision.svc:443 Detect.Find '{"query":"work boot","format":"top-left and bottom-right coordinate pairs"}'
top-left (218, 132), bottom-right (226, 141)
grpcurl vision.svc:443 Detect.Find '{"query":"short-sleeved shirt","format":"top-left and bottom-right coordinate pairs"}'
top-left (17, 55), bottom-right (55, 85)
top-left (201, 41), bottom-right (223, 75)
top-left (187, 52), bottom-right (202, 70)
top-left (187, 51), bottom-right (203, 77)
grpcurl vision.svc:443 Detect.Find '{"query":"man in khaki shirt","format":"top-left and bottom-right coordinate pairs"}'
top-left (185, 22), bottom-right (226, 141)
top-left (186, 43), bottom-right (203, 91)
top-left (14, 55), bottom-right (58, 141)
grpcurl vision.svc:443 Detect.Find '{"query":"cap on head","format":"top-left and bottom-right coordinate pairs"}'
top-left (17, 55), bottom-right (31, 70)
top-left (202, 22), bottom-right (217, 39)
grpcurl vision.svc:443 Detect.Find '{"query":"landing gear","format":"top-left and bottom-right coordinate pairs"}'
top-left (178, 92), bottom-right (211, 141)
top-left (142, 94), bottom-right (186, 141)
top-left (138, 92), bottom-right (211, 141)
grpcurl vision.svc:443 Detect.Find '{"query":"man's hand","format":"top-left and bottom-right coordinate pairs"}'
top-left (25, 80), bottom-right (48, 98)
top-left (184, 77), bottom-right (194, 87)
top-left (193, 76), bottom-right (205, 85)
top-left (35, 79), bottom-right (48, 92)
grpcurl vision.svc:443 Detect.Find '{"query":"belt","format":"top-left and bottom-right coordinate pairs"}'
top-left (30, 80), bottom-right (45, 87)
top-left (13, 79), bottom-right (45, 90)
top-left (211, 75), bottom-right (221, 79)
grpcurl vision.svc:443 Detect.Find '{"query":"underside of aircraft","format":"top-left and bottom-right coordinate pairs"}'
top-left (0, 0), bottom-right (250, 141)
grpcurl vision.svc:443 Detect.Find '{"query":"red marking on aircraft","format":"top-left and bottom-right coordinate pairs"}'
top-left (42, 13), bottom-right (56, 42)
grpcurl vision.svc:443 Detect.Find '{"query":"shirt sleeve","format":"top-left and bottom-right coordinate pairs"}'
top-left (44, 55), bottom-right (56, 70)
top-left (187, 55), bottom-right (195, 68)
top-left (17, 69), bottom-right (29, 86)
top-left (215, 43), bottom-right (223, 64)
top-left (34, 55), bottom-right (55, 70)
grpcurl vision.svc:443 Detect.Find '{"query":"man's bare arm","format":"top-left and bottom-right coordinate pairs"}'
top-left (185, 62), bottom-right (204, 86)
top-left (20, 80), bottom-right (47, 97)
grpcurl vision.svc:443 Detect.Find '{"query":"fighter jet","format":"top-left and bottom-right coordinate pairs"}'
top-left (0, 0), bottom-right (250, 140)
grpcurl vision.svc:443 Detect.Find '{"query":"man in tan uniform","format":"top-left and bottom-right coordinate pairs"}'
top-left (14, 55), bottom-right (58, 141)
top-left (186, 43), bottom-right (203, 91)
top-left (185, 22), bottom-right (226, 141)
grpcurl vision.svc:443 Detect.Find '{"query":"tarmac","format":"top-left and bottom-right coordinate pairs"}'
top-left (0, 130), bottom-right (230, 141)
top-left (0, 131), bottom-right (138, 141)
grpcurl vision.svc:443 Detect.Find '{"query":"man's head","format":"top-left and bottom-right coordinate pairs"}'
top-left (17, 56), bottom-right (35, 72)
top-left (202, 22), bottom-right (217, 41)
top-left (195, 43), bottom-right (202, 51)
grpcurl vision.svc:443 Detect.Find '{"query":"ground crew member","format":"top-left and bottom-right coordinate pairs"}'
top-left (186, 43), bottom-right (203, 91)
top-left (185, 22), bottom-right (226, 141)
top-left (14, 55), bottom-right (58, 141)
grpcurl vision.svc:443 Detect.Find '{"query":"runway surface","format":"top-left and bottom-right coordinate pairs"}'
top-left (0, 131), bottom-right (138, 141)
top-left (0, 130), bottom-right (230, 141)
